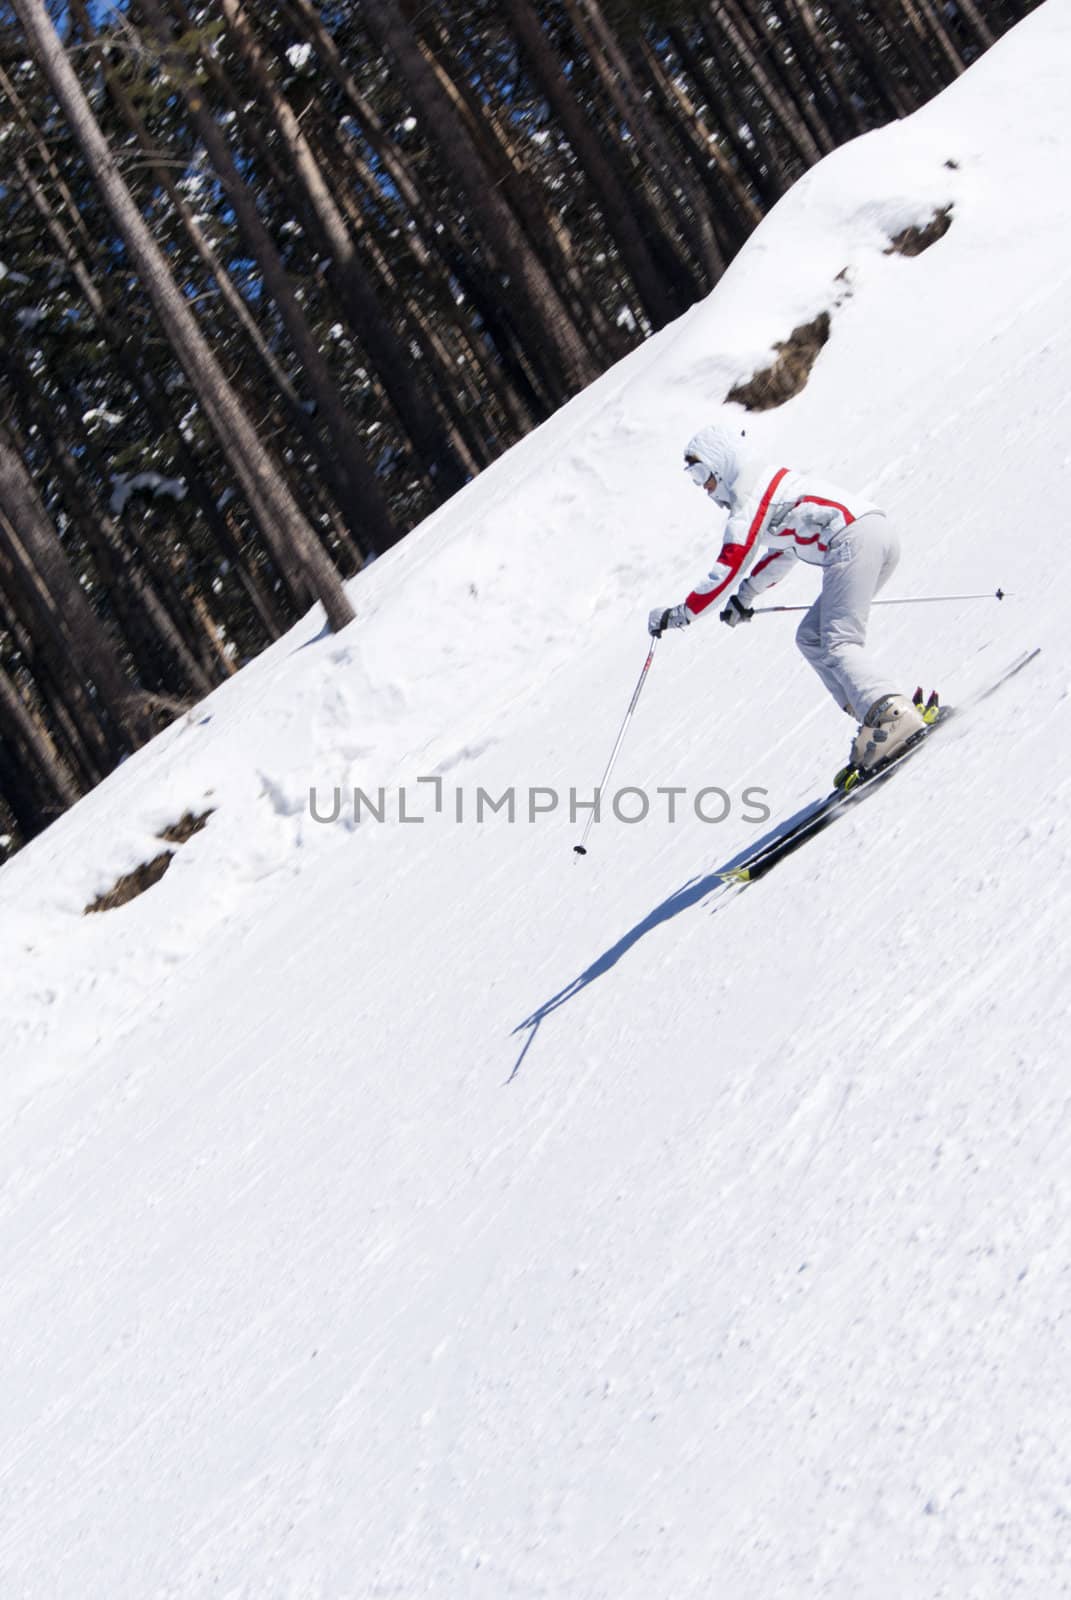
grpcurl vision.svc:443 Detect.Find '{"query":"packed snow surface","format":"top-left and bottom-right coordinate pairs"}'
top-left (3, 6), bottom-right (1071, 1594)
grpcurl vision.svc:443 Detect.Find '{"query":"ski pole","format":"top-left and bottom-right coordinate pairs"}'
top-left (573, 636), bottom-right (659, 856)
top-left (752, 587), bottom-right (1007, 615)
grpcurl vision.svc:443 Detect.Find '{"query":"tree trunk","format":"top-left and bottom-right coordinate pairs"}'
top-left (209, 0), bottom-right (469, 501)
top-left (636, 37), bottom-right (759, 246)
top-left (886, 0), bottom-right (962, 85)
top-left (10, 0), bottom-right (355, 632)
top-left (498, 0), bottom-right (683, 328)
top-left (423, 3), bottom-right (625, 366)
top-left (360, 0), bottom-right (600, 402)
top-left (132, 0), bottom-right (399, 560)
top-left (0, 424), bottom-right (144, 743)
top-left (4, 347), bottom-right (218, 699)
top-left (564, 0), bottom-right (726, 283)
top-left (763, 0), bottom-right (847, 148)
top-left (0, 660), bottom-right (82, 833)
top-left (704, 0), bottom-right (827, 169)
top-left (0, 513), bottom-right (115, 782)
top-left (670, 22), bottom-right (785, 205)
top-left (814, 1), bottom-right (918, 119)
top-left (273, 0), bottom-right (555, 421)
top-left (11, 142), bottom-right (288, 644)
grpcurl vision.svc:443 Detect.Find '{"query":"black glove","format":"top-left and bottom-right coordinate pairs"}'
top-left (719, 594), bottom-right (753, 628)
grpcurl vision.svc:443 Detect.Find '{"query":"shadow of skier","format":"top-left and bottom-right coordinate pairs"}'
top-left (507, 796), bottom-right (824, 1081)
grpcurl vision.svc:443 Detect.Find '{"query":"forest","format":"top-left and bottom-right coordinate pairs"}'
top-left (0, 0), bottom-right (1035, 854)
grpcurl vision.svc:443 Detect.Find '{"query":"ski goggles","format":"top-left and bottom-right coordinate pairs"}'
top-left (684, 457), bottom-right (716, 488)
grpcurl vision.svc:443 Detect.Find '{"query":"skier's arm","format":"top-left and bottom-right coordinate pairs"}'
top-left (736, 547), bottom-right (798, 607)
top-left (683, 535), bottom-right (750, 618)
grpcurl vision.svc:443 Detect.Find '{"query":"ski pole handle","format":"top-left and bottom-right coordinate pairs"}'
top-left (573, 637), bottom-right (659, 856)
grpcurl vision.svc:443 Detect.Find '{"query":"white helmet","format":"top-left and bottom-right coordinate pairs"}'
top-left (684, 425), bottom-right (742, 509)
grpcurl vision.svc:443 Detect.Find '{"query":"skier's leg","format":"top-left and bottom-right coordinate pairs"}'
top-left (816, 512), bottom-right (901, 720)
top-left (795, 597), bottom-right (854, 712)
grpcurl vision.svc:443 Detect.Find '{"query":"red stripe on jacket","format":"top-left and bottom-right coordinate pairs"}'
top-left (748, 548), bottom-right (787, 579)
top-left (779, 496), bottom-right (856, 551)
top-left (758, 495), bottom-right (857, 554)
top-left (798, 495), bottom-right (855, 524)
top-left (686, 467), bottom-right (790, 615)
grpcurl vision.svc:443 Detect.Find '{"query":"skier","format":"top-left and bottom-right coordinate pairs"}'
top-left (648, 424), bottom-right (929, 781)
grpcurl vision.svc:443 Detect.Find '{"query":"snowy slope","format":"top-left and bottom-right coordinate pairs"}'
top-left (3, 6), bottom-right (1071, 1595)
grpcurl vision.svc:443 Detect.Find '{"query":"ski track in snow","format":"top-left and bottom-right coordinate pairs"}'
top-left (4, 5), bottom-right (1071, 1595)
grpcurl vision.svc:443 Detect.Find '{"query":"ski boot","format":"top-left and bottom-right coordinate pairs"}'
top-left (834, 689), bottom-right (935, 791)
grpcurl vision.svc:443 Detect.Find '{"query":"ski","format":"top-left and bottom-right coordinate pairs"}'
top-left (719, 648), bottom-right (1040, 887)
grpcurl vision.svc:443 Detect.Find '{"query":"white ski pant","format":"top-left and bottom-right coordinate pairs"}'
top-left (795, 511), bottom-right (901, 721)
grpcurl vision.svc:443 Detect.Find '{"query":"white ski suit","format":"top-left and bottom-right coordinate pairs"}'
top-left (683, 440), bottom-right (900, 720)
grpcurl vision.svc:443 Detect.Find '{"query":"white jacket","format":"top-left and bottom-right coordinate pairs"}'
top-left (684, 461), bottom-right (881, 618)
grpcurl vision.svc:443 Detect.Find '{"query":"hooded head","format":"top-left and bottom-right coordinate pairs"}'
top-left (683, 425), bottom-right (741, 510)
